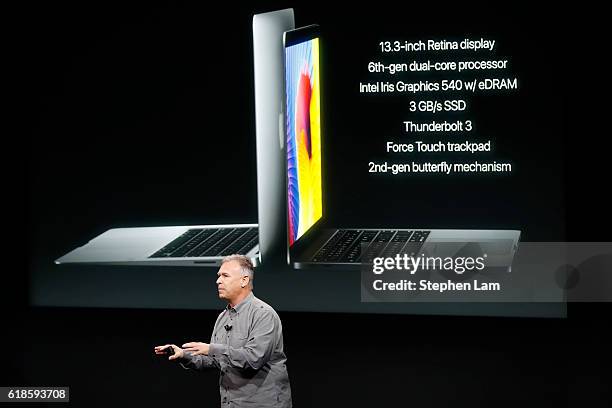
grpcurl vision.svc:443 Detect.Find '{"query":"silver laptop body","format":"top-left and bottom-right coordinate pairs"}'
top-left (55, 9), bottom-right (295, 267)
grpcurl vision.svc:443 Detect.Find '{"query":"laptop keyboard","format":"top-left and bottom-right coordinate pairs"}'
top-left (311, 229), bottom-right (430, 263)
top-left (149, 227), bottom-right (258, 258)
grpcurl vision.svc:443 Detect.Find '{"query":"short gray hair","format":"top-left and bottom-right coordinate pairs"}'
top-left (221, 254), bottom-right (254, 287)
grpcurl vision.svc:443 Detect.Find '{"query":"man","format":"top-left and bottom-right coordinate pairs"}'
top-left (154, 254), bottom-right (292, 407)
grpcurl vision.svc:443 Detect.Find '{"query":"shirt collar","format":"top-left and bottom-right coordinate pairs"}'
top-left (227, 291), bottom-right (254, 314)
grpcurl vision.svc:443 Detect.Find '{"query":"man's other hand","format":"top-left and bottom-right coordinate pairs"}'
top-left (182, 342), bottom-right (210, 356)
top-left (154, 344), bottom-right (184, 360)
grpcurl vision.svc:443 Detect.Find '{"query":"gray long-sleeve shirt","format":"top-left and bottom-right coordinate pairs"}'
top-left (180, 292), bottom-right (292, 407)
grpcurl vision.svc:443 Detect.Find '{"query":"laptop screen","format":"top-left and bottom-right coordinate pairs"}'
top-left (285, 32), bottom-right (322, 247)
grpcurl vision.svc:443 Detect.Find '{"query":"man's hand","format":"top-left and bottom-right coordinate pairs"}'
top-left (154, 344), bottom-right (184, 360)
top-left (182, 342), bottom-right (210, 356)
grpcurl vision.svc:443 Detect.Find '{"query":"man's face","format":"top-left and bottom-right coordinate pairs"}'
top-left (216, 261), bottom-right (247, 302)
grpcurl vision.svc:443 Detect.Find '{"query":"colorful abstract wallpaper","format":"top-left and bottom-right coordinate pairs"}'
top-left (286, 38), bottom-right (322, 246)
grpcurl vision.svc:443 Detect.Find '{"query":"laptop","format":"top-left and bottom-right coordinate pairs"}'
top-left (282, 25), bottom-right (521, 269)
top-left (54, 8), bottom-right (295, 267)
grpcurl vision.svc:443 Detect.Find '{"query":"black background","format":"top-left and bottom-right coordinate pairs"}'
top-left (14, 1), bottom-right (612, 406)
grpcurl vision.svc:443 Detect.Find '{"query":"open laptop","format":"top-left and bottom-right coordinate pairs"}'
top-left (54, 8), bottom-right (294, 267)
top-left (282, 25), bottom-right (521, 269)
